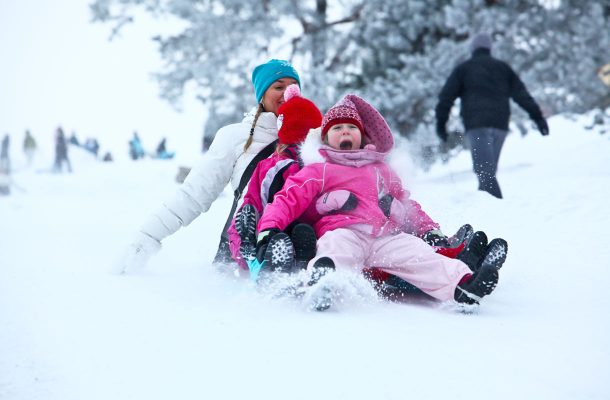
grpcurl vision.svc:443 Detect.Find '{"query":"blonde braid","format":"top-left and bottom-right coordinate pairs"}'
top-left (244, 103), bottom-right (264, 152)
top-left (275, 143), bottom-right (289, 155)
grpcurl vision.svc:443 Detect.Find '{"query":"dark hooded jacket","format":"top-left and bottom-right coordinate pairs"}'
top-left (436, 48), bottom-right (544, 132)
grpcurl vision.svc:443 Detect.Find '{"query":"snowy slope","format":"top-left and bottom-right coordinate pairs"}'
top-left (1, 115), bottom-right (609, 400)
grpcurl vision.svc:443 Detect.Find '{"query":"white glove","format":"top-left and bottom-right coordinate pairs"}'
top-left (119, 231), bottom-right (162, 274)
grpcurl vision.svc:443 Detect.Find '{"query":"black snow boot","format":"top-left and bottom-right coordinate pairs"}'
top-left (262, 232), bottom-right (295, 273)
top-left (447, 224), bottom-right (474, 248)
top-left (455, 238), bottom-right (508, 305)
top-left (307, 257), bottom-right (336, 311)
top-left (457, 230), bottom-right (488, 272)
top-left (308, 257), bottom-right (336, 286)
top-left (235, 204), bottom-right (258, 261)
top-left (290, 223), bottom-right (317, 271)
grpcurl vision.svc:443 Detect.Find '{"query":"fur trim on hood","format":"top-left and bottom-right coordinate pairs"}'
top-left (299, 128), bottom-right (326, 166)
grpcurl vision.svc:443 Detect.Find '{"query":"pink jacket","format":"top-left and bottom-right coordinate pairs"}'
top-left (228, 146), bottom-right (301, 267)
top-left (258, 94), bottom-right (438, 239)
top-left (258, 144), bottom-right (438, 238)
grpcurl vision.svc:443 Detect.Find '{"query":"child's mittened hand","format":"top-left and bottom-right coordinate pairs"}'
top-left (315, 190), bottom-right (358, 215)
top-left (422, 229), bottom-right (450, 247)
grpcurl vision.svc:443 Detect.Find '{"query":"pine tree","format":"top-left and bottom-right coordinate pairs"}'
top-left (91, 0), bottom-right (610, 167)
top-left (90, 0), bottom-right (363, 137)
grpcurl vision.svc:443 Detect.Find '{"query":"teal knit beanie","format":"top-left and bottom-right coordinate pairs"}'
top-left (251, 59), bottom-right (301, 103)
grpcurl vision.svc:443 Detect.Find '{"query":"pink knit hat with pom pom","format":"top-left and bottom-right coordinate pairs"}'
top-left (322, 94), bottom-right (394, 153)
top-left (321, 97), bottom-right (365, 140)
top-left (276, 84), bottom-right (323, 145)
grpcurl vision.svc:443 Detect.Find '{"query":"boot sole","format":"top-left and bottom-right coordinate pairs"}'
top-left (481, 238), bottom-right (508, 270)
top-left (264, 233), bottom-right (295, 273)
top-left (447, 224), bottom-right (474, 247)
top-left (235, 205), bottom-right (258, 260)
top-left (457, 231), bottom-right (488, 271)
top-left (310, 287), bottom-right (333, 312)
top-left (235, 204), bottom-right (258, 242)
top-left (307, 257), bottom-right (336, 311)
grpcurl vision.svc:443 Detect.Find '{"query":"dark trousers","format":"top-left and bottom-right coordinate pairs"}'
top-left (53, 156), bottom-right (72, 173)
top-left (0, 156), bottom-right (9, 174)
top-left (465, 127), bottom-right (508, 199)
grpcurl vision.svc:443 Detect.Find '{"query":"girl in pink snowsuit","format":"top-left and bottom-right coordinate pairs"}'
top-left (257, 95), bottom-right (503, 304)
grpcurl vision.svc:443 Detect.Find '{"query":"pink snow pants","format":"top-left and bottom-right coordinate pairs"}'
top-left (309, 228), bottom-right (472, 301)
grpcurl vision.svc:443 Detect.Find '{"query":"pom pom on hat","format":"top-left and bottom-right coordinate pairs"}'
top-left (283, 84), bottom-right (301, 102)
top-left (276, 84), bottom-right (323, 145)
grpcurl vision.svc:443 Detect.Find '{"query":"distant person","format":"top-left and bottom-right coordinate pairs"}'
top-left (0, 168), bottom-right (9, 196)
top-left (435, 33), bottom-right (549, 199)
top-left (69, 131), bottom-right (80, 146)
top-left (155, 137), bottom-right (175, 159)
top-left (0, 134), bottom-right (10, 174)
top-left (129, 132), bottom-right (145, 160)
top-left (23, 130), bottom-right (37, 166)
top-left (102, 152), bottom-right (113, 162)
top-left (84, 138), bottom-right (100, 157)
top-left (53, 127), bottom-right (72, 173)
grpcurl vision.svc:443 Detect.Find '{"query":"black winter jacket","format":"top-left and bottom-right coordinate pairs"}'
top-left (436, 48), bottom-right (543, 132)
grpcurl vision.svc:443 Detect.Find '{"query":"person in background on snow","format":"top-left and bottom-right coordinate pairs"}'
top-left (52, 127), bottom-right (72, 173)
top-left (228, 84), bottom-right (322, 272)
top-left (435, 33), bottom-right (549, 199)
top-left (256, 94), bottom-right (508, 309)
top-left (84, 138), bottom-right (100, 157)
top-left (155, 137), bottom-right (175, 159)
top-left (23, 130), bottom-right (37, 167)
top-left (129, 132), bottom-right (145, 160)
top-left (120, 59), bottom-right (301, 274)
top-left (69, 131), bottom-right (80, 146)
top-left (0, 134), bottom-right (10, 174)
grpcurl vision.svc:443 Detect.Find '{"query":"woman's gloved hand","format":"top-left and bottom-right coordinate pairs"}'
top-left (119, 231), bottom-right (161, 274)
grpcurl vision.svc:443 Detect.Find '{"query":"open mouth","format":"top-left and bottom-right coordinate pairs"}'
top-left (339, 140), bottom-right (353, 150)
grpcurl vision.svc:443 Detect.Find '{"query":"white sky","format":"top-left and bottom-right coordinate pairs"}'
top-left (0, 0), bottom-right (205, 158)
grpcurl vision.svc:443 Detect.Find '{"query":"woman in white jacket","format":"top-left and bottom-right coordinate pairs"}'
top-left (121, 59), bottom-right (301, 273)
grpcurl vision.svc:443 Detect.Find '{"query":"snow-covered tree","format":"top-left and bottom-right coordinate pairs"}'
top-left (340, 0), bottom-right (610, 166)
top-left (91, 0), bottom-right (610, 166)
top-left (90, 0), bottom-right (364, 141)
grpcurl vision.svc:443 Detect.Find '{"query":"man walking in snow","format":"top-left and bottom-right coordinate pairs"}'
top-left (0, 134), bottom-right (10, 174)
top-left (435, 33), bottom-right (549, 199)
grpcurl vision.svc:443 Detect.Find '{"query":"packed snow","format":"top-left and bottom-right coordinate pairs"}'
top-left (1, 114), bottom-right (609, 400)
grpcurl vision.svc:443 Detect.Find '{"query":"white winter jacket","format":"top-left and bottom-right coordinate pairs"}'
top-left (140, 108), bottom-right (279, 242)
